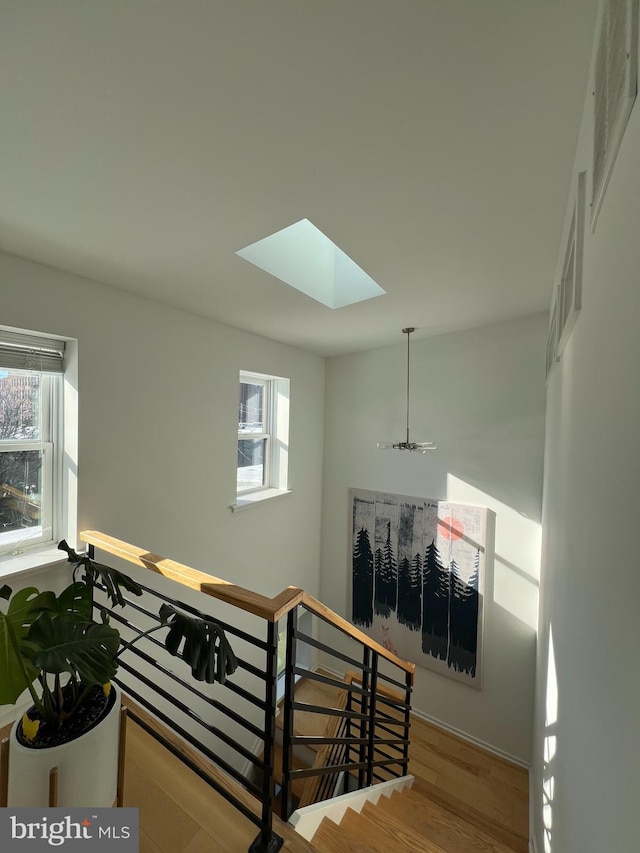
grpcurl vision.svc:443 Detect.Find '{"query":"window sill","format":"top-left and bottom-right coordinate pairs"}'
top-left (230, 488), bottom-right (292, 513)
top-left (0, 545), bottom-right (67, 581)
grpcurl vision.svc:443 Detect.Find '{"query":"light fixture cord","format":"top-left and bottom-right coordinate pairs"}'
top-left (405, 329), bottom-right (411, 445)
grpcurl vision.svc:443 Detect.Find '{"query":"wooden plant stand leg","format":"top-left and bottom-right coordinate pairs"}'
top-left (0, 738), bottom-right (9, 807)
top-left (1, 740), bottom-right (58, 807)
top-left (49, 767), bottom-right (58, 807)
top-left (116, 706), bottom-right (128, 807)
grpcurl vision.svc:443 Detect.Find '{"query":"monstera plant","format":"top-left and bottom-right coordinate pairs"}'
top-left (0, 540), bottom-right (238, 749)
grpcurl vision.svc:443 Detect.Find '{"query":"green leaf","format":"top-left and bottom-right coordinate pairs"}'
top-left (58, 540), bottom-right (143, 608)
top-left (56, 582), bottom-right (93, 620)
top-left (0, 587), bottom-right (57, 706)
top-left (90, 562), bottom-right (144, 608)
top-left (159, 604), bottom-right (238, 685)
top-left (28, 614), bottom-right (121, 686)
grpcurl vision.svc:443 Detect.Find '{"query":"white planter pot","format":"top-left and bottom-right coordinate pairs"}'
top-left (7, 684), bottom-right (121, 808)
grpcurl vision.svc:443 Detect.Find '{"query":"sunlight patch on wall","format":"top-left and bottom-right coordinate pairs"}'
top-left (62, 340), bottom-right (79, 548)
top-left (543, 625), bottom-right (558, 853)
top-left (446, 474), bottom-right (541, 630)
top-left (236, 219), bottom-right (386, 308)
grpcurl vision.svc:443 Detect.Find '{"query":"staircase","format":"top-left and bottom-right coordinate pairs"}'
top-left (287, 675), bottom-right (529, 853)
top-left (272, 671), bottom-right (348, 813)
top-left (310, 785), bottom-right (523, 853)
top-left (78, 531), bottom-right (528, 853)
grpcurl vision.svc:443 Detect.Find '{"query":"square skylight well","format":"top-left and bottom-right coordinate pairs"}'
top-left (236, 218), bottom-right (386, 308)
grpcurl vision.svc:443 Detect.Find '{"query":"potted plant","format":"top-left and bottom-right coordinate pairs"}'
top-left (0, 539), bottom-right (238, 807)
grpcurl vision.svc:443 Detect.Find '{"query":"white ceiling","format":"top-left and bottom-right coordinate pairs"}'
top-left (1, 1), bottom-right (598, 356)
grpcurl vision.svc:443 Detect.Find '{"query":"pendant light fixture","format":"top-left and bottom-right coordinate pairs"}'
top-left (377, 327), bottom-right (436, 453)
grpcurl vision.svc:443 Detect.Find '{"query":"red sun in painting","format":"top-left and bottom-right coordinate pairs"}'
top-left (438, 515), bottom-right (465, 540)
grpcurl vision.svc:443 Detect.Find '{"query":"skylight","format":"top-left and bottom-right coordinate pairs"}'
top-left (236, 219), bottom-right (386, 309)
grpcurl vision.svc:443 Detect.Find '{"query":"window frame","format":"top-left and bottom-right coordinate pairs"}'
top-left (234, 370), bottom-right (290, 511)
top-left (0, 371), bottom-right (57, 556)
top-left (237, 374), bottom-right (272, 495)
top-left (0, 328), bottom-right (74, 567)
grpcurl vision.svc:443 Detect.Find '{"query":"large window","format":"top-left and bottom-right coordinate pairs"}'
top-left (0, 332), bottom-right (65, 555)
top-left (236, 370), bottom-right (289, 504)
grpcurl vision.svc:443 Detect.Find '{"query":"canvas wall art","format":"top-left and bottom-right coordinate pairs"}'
top-left (350, 488), bottom-right (489, 689)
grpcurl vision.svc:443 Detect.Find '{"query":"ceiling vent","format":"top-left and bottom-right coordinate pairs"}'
top-left (592, 0), bottom-right (639, 229)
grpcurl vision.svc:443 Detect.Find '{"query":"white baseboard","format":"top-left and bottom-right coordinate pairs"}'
top-left (289, 775), bottom-right (414, 841)
top-left (410, 706), bottom-right (530, 769)
top-left (311, 663), bottom-right (529, 770)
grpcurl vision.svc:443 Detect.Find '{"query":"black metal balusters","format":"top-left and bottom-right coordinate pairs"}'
top-left (249, 621), bottom-right (283, 853)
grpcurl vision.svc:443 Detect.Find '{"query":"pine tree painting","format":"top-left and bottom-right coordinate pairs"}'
top-left (350, 489), bottom-right (488, 689)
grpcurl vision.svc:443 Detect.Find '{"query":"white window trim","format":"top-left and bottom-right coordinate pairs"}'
top-left (237, 374), bottom-right (271, 495)
top-left (230, 487), bottom-right (292, 513)
top-left (232, 370), bottom-right (290, 512)
top-left (0, 329), bottom-right (78, 575)
top-left (0, 369), bottom-right (56, 556)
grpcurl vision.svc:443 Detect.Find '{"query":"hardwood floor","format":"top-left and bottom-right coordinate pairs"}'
top-left (122, 707), bottom-right (528, 853)
top-left (1, 691), bottom-right (529, 853)
top-left (125, 721), bottom-right (291, 853)
top-left (121, 708), bottom-right (317, 853)
top-left (407, 716), bottom-right (529, 852)
top-left (0, 711), bottom-right (316, 853)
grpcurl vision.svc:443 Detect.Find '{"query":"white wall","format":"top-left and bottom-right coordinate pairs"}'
top-left (0, 250), bottom-right (325, 598)
top-left (0, 250), bottom-right (326, 766)
top-left (320, 315), bottom-right (546, 762)
top-left (532, 14), bottom-right (640, 852)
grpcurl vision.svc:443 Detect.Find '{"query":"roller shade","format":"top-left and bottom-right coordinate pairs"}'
top-left (0, 331), bottom-right (65, 373)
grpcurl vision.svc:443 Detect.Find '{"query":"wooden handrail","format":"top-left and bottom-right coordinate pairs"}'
top-left (80, 530), bottom-right (299, 621)
top-left (298, 592), bottom-right (415, 680)
top-left (80, 530), bottom-right (415, 680)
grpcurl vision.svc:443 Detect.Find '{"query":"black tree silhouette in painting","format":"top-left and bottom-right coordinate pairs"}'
top-left (398, 552), bottom-right (422, 630)
top-left (375, 521), bottom-right (397, 617)
top-left (447, 550), bottom-right (480, 676)
top-left (421, 539), bottom-right (449, 660)
top-left (352, 526), bottom-right (374, 627)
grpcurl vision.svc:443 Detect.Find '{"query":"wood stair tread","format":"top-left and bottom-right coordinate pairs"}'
top-left (312, 817), bottom-right (376, 853)
top-left (271, 743), bottom-right (307, 798)
top-left (284, 677), bottom-right (528, 853)
top-left (276, 675), bottom-right (347, 742)
top-left (339, 803), bottom-right (449, 853)
top-left (408, 721), bottom-right (528, 849)
top-left (372, 789), bottom-right (521, 853)
top-left (274, 671), bottom-right (350, 811)
top-left (408, 777), bottom-right (528, 853)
